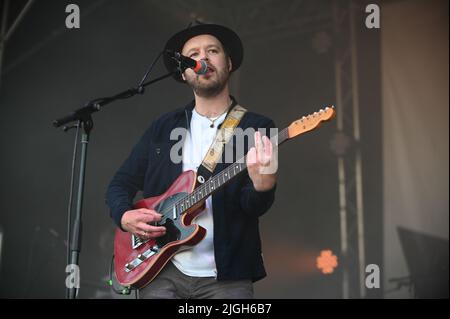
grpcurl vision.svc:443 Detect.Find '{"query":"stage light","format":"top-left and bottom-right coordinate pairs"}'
top-left (316, 250), bottom-right (338, 274)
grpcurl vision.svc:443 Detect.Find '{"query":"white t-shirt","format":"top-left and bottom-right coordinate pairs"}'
top-left (171, 108), bottom-right (227, 277)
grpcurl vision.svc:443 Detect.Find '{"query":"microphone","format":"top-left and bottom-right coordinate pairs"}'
top-left (167, 50), bottom-right (208, 75)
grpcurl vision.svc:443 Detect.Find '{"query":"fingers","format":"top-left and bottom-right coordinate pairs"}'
top-left (138, 229), bottom-right (166, 240)
top-left (137, 222), bottom-right (166, 239)
top-left (259, 136), bottom-right (272, 166)
top-left (253, 132), bottom-right (272, 166)
top-left (263, 135), bottom-right (272, 158)
top-left (248, 132), bottom-right (274, 168)
top-left (137, 209), bottom-right (166, 239)
top-left (138, 208), bottom-right (163, 223)
top-left (121, 208), bottom-right (168, 239)
top-left (139, 222), bottom-right (166, 234)
top-left (254, 132), bottom-right (264, 164)
top-left (246, 146), bottom-right (257, 166)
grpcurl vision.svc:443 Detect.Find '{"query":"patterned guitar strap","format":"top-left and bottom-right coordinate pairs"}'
top-left (195, 104), bottom-right (247, 188)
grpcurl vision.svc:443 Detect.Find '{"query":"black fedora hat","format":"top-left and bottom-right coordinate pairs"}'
top-left (163, 23), bottom-right (243, 82)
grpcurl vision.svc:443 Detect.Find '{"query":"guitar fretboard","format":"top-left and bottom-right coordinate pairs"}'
top-left (172, 127), bottom-right (290, 215)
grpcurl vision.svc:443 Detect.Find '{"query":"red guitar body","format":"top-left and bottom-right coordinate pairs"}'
top-left (114, 170), bottom-right (206, 289)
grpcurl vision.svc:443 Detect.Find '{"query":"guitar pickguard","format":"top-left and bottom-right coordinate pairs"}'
top-left (152, 192), bottom-right (188, 248)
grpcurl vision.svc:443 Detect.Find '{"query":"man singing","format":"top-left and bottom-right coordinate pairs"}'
top-left (106, 23), bottom-right (277, 299)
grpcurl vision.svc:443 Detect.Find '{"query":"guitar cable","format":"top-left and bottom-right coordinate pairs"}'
top-left (108, 254), bottom-right (134, 296)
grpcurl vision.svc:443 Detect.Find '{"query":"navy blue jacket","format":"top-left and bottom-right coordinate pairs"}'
top-left (105, 98), bottom-right (277, 282)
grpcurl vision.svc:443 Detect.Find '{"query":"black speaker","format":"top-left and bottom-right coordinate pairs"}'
top-left (397, 227), bottom-right (449, 298)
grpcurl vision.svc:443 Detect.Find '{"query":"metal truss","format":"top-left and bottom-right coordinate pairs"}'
top-left (332, 0), bottom-right (366, 299)
top-left (0, 0), bottom-right (35, 88)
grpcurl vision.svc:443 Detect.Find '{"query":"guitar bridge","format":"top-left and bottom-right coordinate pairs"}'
top-left (124, 245), bottom-right (159, 273)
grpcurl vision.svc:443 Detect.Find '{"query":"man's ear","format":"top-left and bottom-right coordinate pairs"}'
top-left (228, 57), bottom-right (232, 72)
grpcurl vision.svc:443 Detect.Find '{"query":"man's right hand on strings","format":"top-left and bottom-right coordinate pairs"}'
top-left (121, 208), bottom-right (166, 239)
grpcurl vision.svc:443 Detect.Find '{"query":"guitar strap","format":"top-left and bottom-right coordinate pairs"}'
top-left (195, 104), bottom-right (247, 187)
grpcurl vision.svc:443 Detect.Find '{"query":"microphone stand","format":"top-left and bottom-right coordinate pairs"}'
top-left (54, 68), bottom-right (175, 299)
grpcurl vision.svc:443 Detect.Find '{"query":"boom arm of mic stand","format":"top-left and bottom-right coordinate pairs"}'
top-left (52, 71), bottom-right (175, 128)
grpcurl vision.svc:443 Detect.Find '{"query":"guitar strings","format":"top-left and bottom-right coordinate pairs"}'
top-left (156, 128), bottom-right (289, 222)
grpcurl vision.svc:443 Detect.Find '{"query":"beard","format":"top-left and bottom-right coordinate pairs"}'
top-left (185, 66), bottom-right (230, 98)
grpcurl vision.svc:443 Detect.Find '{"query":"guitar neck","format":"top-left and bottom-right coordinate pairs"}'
top-left (173, 106), bottom-right (335, 215)
top-left (175, 128), bottom-right (290, 215)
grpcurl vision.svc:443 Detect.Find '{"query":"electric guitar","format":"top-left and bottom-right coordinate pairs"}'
top-left (114, 106), bottom-right (336, 289)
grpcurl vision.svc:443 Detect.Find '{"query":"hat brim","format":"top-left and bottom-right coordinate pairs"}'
top-left (163, 24), bottom-right (243, 83)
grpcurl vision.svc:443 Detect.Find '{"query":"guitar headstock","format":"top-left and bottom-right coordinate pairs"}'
top-left (288, 106), bottom-right (336, 139)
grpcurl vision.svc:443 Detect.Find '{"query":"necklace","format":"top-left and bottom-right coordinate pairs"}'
top-left (195, 108), bottom-right (228, 128)
top-left (207, 115), bottom-right (221, 128)
top-left (195, 100), bottom-right (233, 128)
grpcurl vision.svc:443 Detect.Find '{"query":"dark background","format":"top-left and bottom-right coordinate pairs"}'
top-left (0, 0), bottom-right (385, 298)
